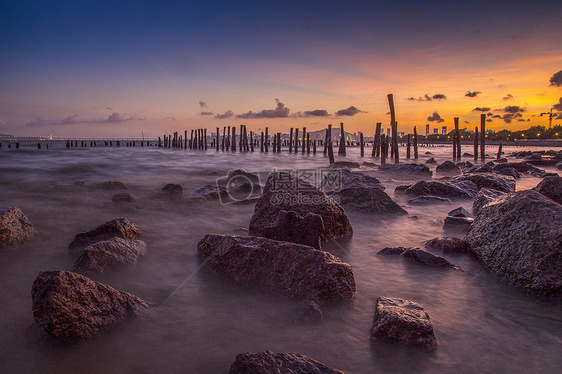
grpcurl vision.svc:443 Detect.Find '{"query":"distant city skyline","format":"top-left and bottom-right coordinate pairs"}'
top-left (1, 1), bottom-right (561, 138)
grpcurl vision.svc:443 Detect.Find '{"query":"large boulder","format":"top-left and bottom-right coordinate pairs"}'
top-left (369, 297), bottom-right (438, 350)
top-left (397, 180), bottom-right (474, 198)
top-left (254, 210), bottom-right (323, 249)
top-left (333, 187), bottom-right (407, 215)
top-left (0, 207), bottom-right (38, 248)
top-left (68, 218), bottom-right (141, 252)
top-left (533, 176), bottom-right (562, 205)
top-left (249, 172), bottom-right (352, 241)
top-left (379, 163), bottom-right (432, 175)
top-left (31, 270), bottom-right (148, 343)
top-left (492, 162), bottom-right (532, 173)
top-left (73, 238), bottom-right (147, 275)
top-left (450, 173), bottom-right (515, 193)
top-left (465, 190), bottom-right (562, 300)
top-left (408, 196), bottom-right (452, 205)
top-left (228, 351), bottom-right (346, 374)
top-left (436, 161), bottom-right (461, 173)
top-left (472, 188), bottom-right (506, 215)
top-left (322, 169), bottom-right (384, 191)
top-left (197, 234), bottom-right (356, 302)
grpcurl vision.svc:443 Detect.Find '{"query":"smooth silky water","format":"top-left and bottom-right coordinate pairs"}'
top-left (1, 141), bottom-right (560, 373)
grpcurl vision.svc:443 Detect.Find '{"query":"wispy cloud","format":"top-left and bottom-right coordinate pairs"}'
top-left (335, 106), bottom-right (366, 116)
top-left (465, 91), bottom-right (481, 97)
top-left (472, 107), bottom-right (491, 112)
top-left (407, 93), bottom-right (447, 101)
top-left (502, 94), bottom-right (514, 100)
top-left (24, 112), bottom-right (144, 127)
top-left (237, 99), bottom-right (290, 119)
top-left (215, 110), bottom-right (234, 119)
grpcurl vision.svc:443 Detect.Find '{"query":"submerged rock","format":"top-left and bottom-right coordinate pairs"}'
top-left (255, 210), bottom-right (323, 250)
top-left (408, 196), bottom-right (452, 205)
top-left (443, 207), bottom-right (474, 231)
top-left (378, 247), bottom-right (456, 268)
top-left (0, 207), bottom-right (38, 249)
top-left (436, 161), bottom-right (461, 173)
top-left (228, 351), bottom-right (346, 374)
top-left (90, 181), bottom-right (129, 190)
top-left (533, 176), bottom-right (562, 205)
top-left (369, 297), bottom-right (438, 350)
top-left (322, 169), bottom-right (384, 191)
top-left (425, 157), bottom-right (437, 164)
top-left (398, 180), bottom-right (474, 198)
top-left (31, 270), bottom-right (148, 343)
top-left (155, 183), bottom-right (183, 200)
top-left (472, 188), bottom-right (506, 215)
top-left (465, 190), bottom-right (562, 300)
top-left (331, 161), bottom-right (360, 169)
top-left (249, 172), bottom-right (352, 241)
top-left (296, 300), bottom-right (323, 323)
top-left (449, 173), bottom-right (515, 193)
top-left (111, 193), bottom-right (135, 203)
top-left (73, 238), bottom-right (147, 275)
top-left (190, 184), bottom-right (228, 200)
top-left (333, 186), bottom-right (408, 215)
top-left (425, 237), bottom-right (469, 254)
top-left (68, 218), bottom-right (142, 252)
top-left (379, 163), bottom-right (432, 175)
top-left (197, 234), bottom-right (356, 302)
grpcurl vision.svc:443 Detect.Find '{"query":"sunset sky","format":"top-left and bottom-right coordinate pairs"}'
top-left (1, 0), bottom-right (562, 138)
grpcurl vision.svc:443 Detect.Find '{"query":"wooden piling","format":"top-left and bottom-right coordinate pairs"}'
top-left (327, 125), bottom-right (334, 164)
top-left (497, 142), bottom-right (502, 160)
top-left (204, 129), bottom-right (208, 150)
top-left (474, 127), bottom-right (479, 162)
top-left (406, 134), bottom-right (411, 159)
top-left (190, 130), bottom-right (194, 149)
top-left (313, 139), bottom-right (316, 154)
top-left (260, 131), bottom-right (264, 152)
top-left (323, 127), bottom-right (328, 155)
top-left (289, 128), bottom-right (293, 153)
top-left (452, 133), bottom-right (457, 161)
top-left (360, 132), bottom-right (364, 157)
top-left (387, 94), bottom-right (399, 164)
top-left (480, 114), bottom-right (486, 162)
top-left (231, 126), bottom-right (236, 151)
top-left (338, 123), bottom-right (346, 156)
top-left (454, 117), bottom-right (461, 160)
top-left (301, 127), bottom-right (306, 154)
top-left (294, 128), bottom-right (299, 155)
top-left (373, 122), bottom-right (381, 157)
top-left (272, 134), bottom-right (277, 153)
top-left (306, 134), bottom-right (311, 154)
top-left (413, 126), bottom-right (418, 159)
top-left (380, 134), bottom-right (386, 165)
top-left (250, 131), bottom-right (254, 152)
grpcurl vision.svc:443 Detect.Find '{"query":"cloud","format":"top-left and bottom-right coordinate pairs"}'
top-left (162, 116), bottom-right (176, 121)
top-left (406, 94), bottom-right (446, 101)
top-left (431, 94), bottom-right (447, 100)
top-left (200, 111), bottom-right (213, 116)
top-left (553, 97), bottom-right (562, 111)
top-left (106, 107), bottom-right (113, 111)
top-left (465, 91), bottom-right (481, 98)
top-left (472, 107), bottom-right (491, 112)
top-left (549, 71), bottom-right (562, 87)
top-left (502, 94), bottom-right (514, 100)
top-left (503, 105), bottom-right (525, 114)
top-left (25, 112), bottom-right (143, 127)
top-left (215, 110), bottom-right (234, 119)
top-left (199, 101), bottom-right (207, 108)
top-left (293, 109), bottom-right (331, 117)
top-left (237, 99), bottom-right (290, 119)
top-left (335, 106), bottom-right (366, 116)
top-left (105, 112), bottom-right (143, 123)
top-left (427, 112), bottom-right (444, 123)
top-left (557, 113), bottom-right (562, 120)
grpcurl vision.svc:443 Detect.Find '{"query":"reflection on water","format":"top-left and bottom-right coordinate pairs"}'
top-left (0, 141), bottom-right (561, 373)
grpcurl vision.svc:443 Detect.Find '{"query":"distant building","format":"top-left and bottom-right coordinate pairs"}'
top-left (426, 124), bottom-right (430, 136)
top-left (387, 128), bottom-right (391, 137)
top-left (433, 128), bottom-right (438, 134)
top-left (442, 126), bottom-right (447, 135)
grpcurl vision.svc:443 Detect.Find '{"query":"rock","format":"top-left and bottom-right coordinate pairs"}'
top-left (362, 161), bottom-right (377, 167)
top-left (408, 196), bottom-right (452, 205)
top-left (443, 216), bottom-right (473, 231)
top-left (448, 179), bottom-right (479, 197)
top-left (448, 207), bottom-right (474, 218)
top-left (369, 297), bottom-right (438, 350)
top-left (0, 207), bottom-right (38, 249)
top-left (228, 351), bottom-right (346, 374)
top-left (436, 161), bottom-right (461, 173)
top-left (425, 237), bottom-right (469, 254)
top-left (296, 301), bottom-right (323, 323)
top-left (425, 157), bottom-right (437, 164)
top-left (449, 173), bottom-right (515, 193)
top-left (68, 218), bottom-right (142, 252)
top-left (465, 190), bottom-right (562, 300)
top-left (425, 151), bottom-right (433, 155)
top-left (31, 270), bottom-right (148, 343)
top-left (467, 164), bottom-right (493, 173)
top-left (523, 153), bottom-right (542, 162)
top-left (331, 161), bottom-right (360, 169)
top-left (190, 184), bottom-right (228, 200)
top-left (73, 238), bottom-right (147, 275)
top-left (333, 187), bottom-right (408, 215)
top-left (456, 161), bottom-right (474, 172)
top-left (496, 167), bottom-right (521, 179)
top-left (378, 247), bottom-right (456, 268)
top-left (226, 169), bottom-right (261, 184)
top-left (556, 161), bottom-right (562, 170)
top-left (91, 181), bottom-right (129, 190)
top-left (379, 163), bottom-right (432, 175)
top-left (254, 210), bottom-right (323, 250)
top-left (112, 193), bottom-right (135, 203)
top-left (322, 169), bottom-right (384, 191)
top-left (197, 234), bottom-right (356, 302)
top-left (472, 188), bottom-right (506, 215)
top-left (249, 172), bottom-right (352, 241)
top-left (230, 182), bottom-right (262, 202)
top-left (496, 158), bottom-right (508, 163)
top-left (492, 162), bottom-right (532, 173)
top-left (533, 176), bottom-right (562, 205)
top-left (399, 180), bottom-right (474, 198)
top-left (155, 183), bottom-right (183, 200)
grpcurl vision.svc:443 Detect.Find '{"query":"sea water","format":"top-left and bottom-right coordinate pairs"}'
top-left (0, 141), bottom-right (561, 373)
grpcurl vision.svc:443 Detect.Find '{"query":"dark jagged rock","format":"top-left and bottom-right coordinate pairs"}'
top-left (362, 161), bottom-right (377, 167)
top-left (496, 167), bottom-right (521, 179)
top-left (449, 173), bottom-right (515, 193)
top-left (155, 183), bottom-right (183, 200)
top-left (425, 157), bottom-right (437, 164)
top-left (472, 188), bottom-right (506, 215)
top-left (322, 169), bottom-right (384, 191)
top-left (448, 179), bottom-right (479, 197)
top-left (379, 163), bottom-right (432, 175)
top-left (91, 181), bottom-right (129, 190)
top-left (73, 238), bottom-right (147, 275)
top-left (465, 190), bottom-right (562, 300)
top-left (466, 164), bottom-right (493, 173)
top-left (333, 187), bottom-right (408, 215)
top-left (68, 218), bottom-right (141, 252)
top-left (255, 210), bottom-right (323, 250)
top-left (492, 162), bottom-right (532, 173)
top-left (197, 234), bottom-right (356, 302)
top-left (31, 270), bottom-right (148, 343)
top-left (408, 196), bottom-right (452, 205)
top-left (249, 172), bottom-right (352, 241)
top-left (111, 193), bottom-right (135, 203)
top-left (436, 161), bottom-right (461, 173)
top-left (228, 351), bottom-right (346, 374)
top-left (190, 184), bottom-right (228, 200)
top-left (331, 161), bottom-right (360, 169)
top-left (369, 297), bottom-right (438, 350)
top-left (0, 207), bottom-right (38, 249)
top-left (533, 176), bottom-right (562, 205)
top-left (496, 158), bottom-right (508, 163)
top-left (399, 180), bottom-right (474, 198)
top-left (377, 247), bottom-right (408, 255)
top-left (425, 151), bottom-right (433, 155)
top-left (296, 301), bottom-right (323, 323)
top-left (448, 207), bottom-right (474, 218)
top-left (443, 207), bottom-right (474, 231)
top-left (378, 247), bottom-right (456, 268)
top-left (456, 161), bottom-right (474, 172)
top-left (425, 237), bottom-right (469, 254)
top-left (556, 161), bottom-right (562, 170)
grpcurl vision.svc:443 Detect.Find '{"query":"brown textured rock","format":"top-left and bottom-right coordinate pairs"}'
top-left (533, 176), bottom-right (562, 205)
top-left (398, 180), bottom-right (474, 198)
top-left (155, 183), bottom-right (183, 200)
top-left (73, 238), bottom-right (147, 275)
top-left (68, 218), bottom-right (141, 252)
top-left (450, 173), bottom-right (515, 193)
top-left (296, 300), bottom-right (323, 323)
top-left (425, 237), bottom-right (469, 254)
top-left (111, 193), bottom-right (135, 203)
top-left (436, 161), bottom-right (461, 173)
top-left (472, 188), bottom-right (506, 215)
top-left (197, 234), bottom-right (356, 302)
top-left (228, 351), bottom-right (346, 374)
top-left (249, 172), bottom-right (352, 241)
top-left (0, 207), bottom-right (38, 248)
top-left (465, 190), bottom-right (562, 300)
top-left (255, 210), bottom-right (324, 249)
top-left (31, 270), bottom-right (148, 343)
top-left (370, 297), bottom-right (438, 350)
top-left (378, 247), bottom-right (456, 268)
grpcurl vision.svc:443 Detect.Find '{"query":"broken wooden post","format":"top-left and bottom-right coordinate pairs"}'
top-left (380, 134), bottom-right (386, 165)
top-left (294, 128), bottom-right (299, 155)
top-left (360, 132), bottom-right (364, 157)
top-left (413, 126), bottom-right (418, 159)
top-left (231, 126), bottom-right (236, 151)
top-left (454, 117), bottom-right (461, 160)
top-left (327, 126), bottom-right (335, 164)
top-left (302, 127), bottom-right (307, 154)
top-left (406, 134), bottom-right (411, 159)
top-left (216, 127), bottom-right (220, 151)
top-left (289, 127), bottom-right (293, 153)
top-left (260, 131), bottom-right (264, 152)
top-left (373, 122), bottom-right (381, 157)
top-left (307, 134), bottom-right (311, 154)
top-left (264, 127), bottom-right (269, 152)
top-left (480, 114), bottom-right (486, 162)
top-left (204, 129), bottom-right (208, 150)
top-left (474, 127), bottom-right (479, 162)
top-left (313, 139), bottom-right (316, 154)
top-left (497, 142), bottom-right (502, 160)
top-left (387, 94), bottom-right (399, 164)
top-left (338, 122), bottom-right (346, 155)
top-left (452, 133), bottom-right (457, 161)
top-left (323, 125), bottom-right (329, 155)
